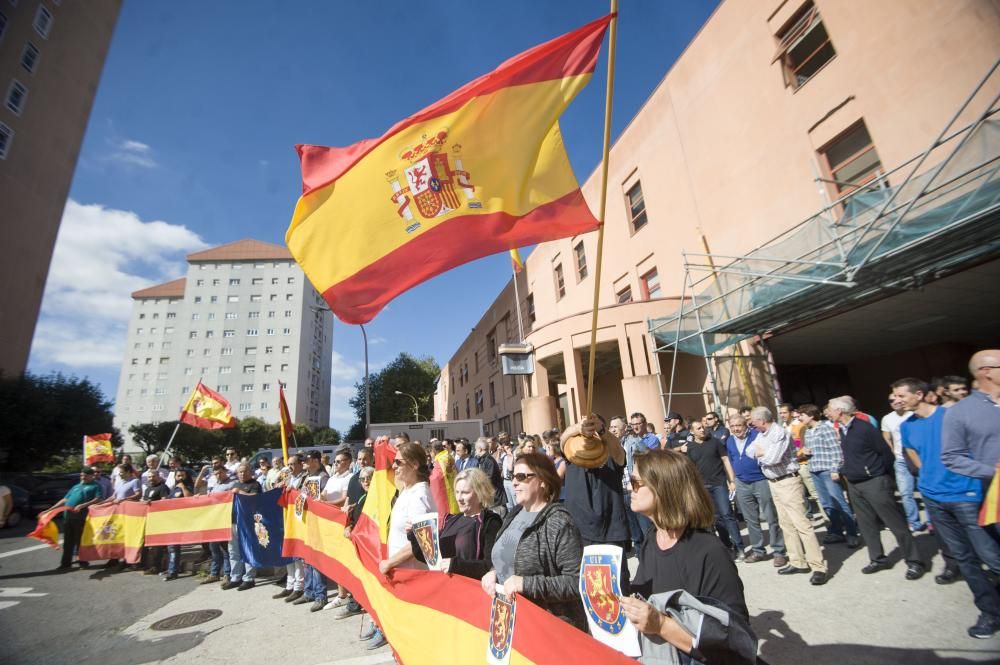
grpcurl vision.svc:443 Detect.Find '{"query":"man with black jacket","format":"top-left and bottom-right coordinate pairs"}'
top-left (827, 396), bottom-right (924, 579)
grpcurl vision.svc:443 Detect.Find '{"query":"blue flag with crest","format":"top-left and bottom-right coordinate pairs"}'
top-left (234, 488), bottom-right (292, 568)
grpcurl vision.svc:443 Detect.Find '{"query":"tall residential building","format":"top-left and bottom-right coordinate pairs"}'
top-left (436, 0), bottom-right (1000, 435)
top-left (114, 239), bottom-right (334, 450)
top-left (0, 0), bottom-right (121, 376)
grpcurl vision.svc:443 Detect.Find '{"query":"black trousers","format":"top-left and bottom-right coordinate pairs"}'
top-left (61, 511), bottom-right (87, 567)
top-left (847, 474), bottom-right (921, 565)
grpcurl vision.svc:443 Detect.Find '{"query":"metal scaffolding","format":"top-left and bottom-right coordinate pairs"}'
top-left (650, 58), bottom-right (1000, 414)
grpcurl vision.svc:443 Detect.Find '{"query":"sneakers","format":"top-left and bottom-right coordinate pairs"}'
top-left (292, 595), bottom-right (312, 606)
top-left (285, 590), bottom-right (304, 603)
top-left (201, 575), bottom-right (220, 585)
top-left (334, 600), bottom-right (364, 620)
top-left (731, 547), bottom-right (745, 562)
top-left (772, 554), bottom-right (789, 568)
top-left (273, 589), bottom-right (292, 599)
top-left (330, 595), bottom-right (351, 608)
top-left (237, 580), bottom-right (256, 591)
top-left (310, 600), bottom-right (327, 612)
top-left (968, 614), bottom-right (1000, 639)
top-left (366, 628), bottom-right (388, 650)
top-left (359, 619), bottom-right (377, 641)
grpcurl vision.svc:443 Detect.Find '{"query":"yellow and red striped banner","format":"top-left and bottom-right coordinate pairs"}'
top-left (79, 502), bottom-right (147, 564)
top-left (83, 433), bottom-right (115, 466)
top-left (145, 493), bottom-right (233, 546)
top-left (286, 15), bottom-right (612, 324)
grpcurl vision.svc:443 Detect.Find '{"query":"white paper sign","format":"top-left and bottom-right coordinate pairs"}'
top-left (486, 584), bottom-right (516, 665)
top-left (578, 544), bottom-right (641, 657)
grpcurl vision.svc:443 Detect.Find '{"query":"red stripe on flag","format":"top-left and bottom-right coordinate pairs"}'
top-left (144, 527), bottom-right (231, 546)
top-left (321, 190), bottom-right (597, 324)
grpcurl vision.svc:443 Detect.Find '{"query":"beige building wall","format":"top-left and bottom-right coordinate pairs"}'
top-left (439, 0), bottom-right (1000, 435)
top-left (0, 0), bottom-right (121, 376)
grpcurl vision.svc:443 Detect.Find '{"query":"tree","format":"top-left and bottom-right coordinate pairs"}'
top-left (346, 352), bottom-right (440, 440)
top-left (0, 371), bottom-right (121, 471)
top-left (312, 426), bottom-right (342, 447)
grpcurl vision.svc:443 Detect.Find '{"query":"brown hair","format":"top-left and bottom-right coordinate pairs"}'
top-left (513, 452), bottom-right (561, 504)
top-left (633, 450), bottom-right (714, 532)
top-left (396, 441), bottom-right (430, 482)
top-left (797, 403), bottom-right (822, 420)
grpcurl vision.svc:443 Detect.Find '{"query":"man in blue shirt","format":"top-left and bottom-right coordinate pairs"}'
top-left (895, 377), bottom-right (1000, 639)
top-left (621, 412), bottom-right (659, 549)
top-left (726, 415), bottom-right (786, 566)
top-left (49, 467), bottom-right (103, 570)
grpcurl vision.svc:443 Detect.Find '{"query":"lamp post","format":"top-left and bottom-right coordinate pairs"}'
top-left (394, 390), bottom-right (421, 422)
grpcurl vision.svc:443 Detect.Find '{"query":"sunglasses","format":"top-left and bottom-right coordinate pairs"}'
top-left (512, 472), bottom-right (537, 483)
top-left (630, 476), bottom-right (645, 490)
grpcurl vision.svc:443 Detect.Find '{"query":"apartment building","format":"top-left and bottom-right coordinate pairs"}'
top-left (437, 0), bottom-right (1000, 434)
top-left (114, 239), bottom-right (333, 449)
top-left (0, 0), bottom-right (121, 376)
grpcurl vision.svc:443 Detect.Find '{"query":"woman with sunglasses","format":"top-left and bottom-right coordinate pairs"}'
top-left (620, 450), bottom-right (753, 661)
top-left (480, 452), bottom-right (586, 631)
top-left (379, 442), bottom-right (438, 576)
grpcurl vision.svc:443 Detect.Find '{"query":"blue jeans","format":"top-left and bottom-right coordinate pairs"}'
top-left (209, 541), bottom-right (230, 578)
top-left (812, 469), bottom-right (859, 537)
top-left (894, 458), bottom-right (922, 529)
top-left (925, 498), bottom-right (1000, 618)
top-left (228, 524), bottom-right (255, 582)
top-left (734, 478), bottom-right (785, 555)
top-left (304, 564), bottom-right (327, 601)
top-left (166, 545), bottom-right (181, 575)
top-left (706, 484), bottom-right (743, 550)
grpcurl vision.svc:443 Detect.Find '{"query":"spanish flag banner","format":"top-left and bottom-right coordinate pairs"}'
top-left (429, 449), bottom-right (460, 523)
top-left (179, 381), bottom-right (237, 430)
top-left (83, 433), bottom-right (115, 466)
top-left (79, 501), bottom-right (147, 564)
top-left (281, 491), bottom-right (632, 665)
top-left (145, 493), bottom-right (233, 546)
top-left (278, 382), bottom-right (294, 462)
top-left (28, 507), bottom-right (72, 548)
top-left (351, 436), bottom-right (398, 561)
top-left (286, 15), bottom-right (612, 324)
top-left (979, 467), bottom-right (1000, 526)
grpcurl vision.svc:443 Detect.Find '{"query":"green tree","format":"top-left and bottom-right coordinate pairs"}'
top-left (312, 426), bottom-right (342, 447)
top-left (0, 372), bottom-right (121, 471)
top-left (347, 352), bottom-right (440, 439)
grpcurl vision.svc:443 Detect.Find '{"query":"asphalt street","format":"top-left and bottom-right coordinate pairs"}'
top-left (1, 518), bottom-right (998, 665)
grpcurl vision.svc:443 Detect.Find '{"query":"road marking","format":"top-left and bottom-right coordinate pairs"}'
top-left (0, 587), bottom-right (47, 611)
top-left (0, 540), bottom-right (62, 559)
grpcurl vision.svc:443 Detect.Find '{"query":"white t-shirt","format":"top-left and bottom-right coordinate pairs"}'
top-left (387, 481), bottom-right (436, 568)
top-left (881, 410), bottom-right (913, 459)
top-left (321, 470), bottom-right (353, 504)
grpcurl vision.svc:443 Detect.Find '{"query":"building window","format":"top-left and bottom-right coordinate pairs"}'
top-left (282, 328), bottom-right (291, 335)
top-left (773, 2), bottom-right (836, 89)
top-left (247, 329), bottom-right (258, 337)
top-left (250, 294), bottom-right (261, 302)
top-left (243, 365), bottom-right (255, 374)
top-left (223, 329), bottom-right (235, 337)
top-left (164, 326), bottom-right (174, 334)
top-left (210, 296), bottom-right (218, 303)
top-left (248, 311), bottom-right (259, 319)
top-left (511, 375), bottom-right (518, 396)
top-left (33, 5), bottom-right (52, 39)
top-left (489, 381), bottom-right (496, 406)
top-left (625, 181), bottom-right (647, 233)
top-left (212, 279), bottom-right (220, 286)
top-left (266, 328), bottom-right (275, 336)
top-left (194, 296), bottom-right (202, 304)
top-left (819, 121), bottom-right (884, 196)
top-left (640, 268), bottom-right (662, 300)
top-left (616, 285), bottom-right (633, 304)
top-left (205, 330), bottom-right (214, 338)
top-left (227, 295), bottom-right (239, 303)
top-left (242, 384), bottom-right (254, 392)
top-left (554, 263), bottom-right (565, 300)
top-left (474, 351), bottom-right (479, 374)
top-left (466, 397), bottom-right (470, 419)
top-left (245, 346), bottom-right (257, 355)
top-left (166, 312), bottom-right (176, 319)
top-left (252, 278), bottom-right (263, 285)
top-left (487, 334), bottom-right (497, 365)
top-left (280, 363), bottom-right (289, 371)
top-left (20, 42), bottom-right (39, 74)
top-left (189, 331), bottom-right (198, 339)
top-left (574, 241), bottom-right (588, 280)
top-left (262, 382), bottom-right (271, 391)
top-left (229, 278), bottom-right (240, 286)
top-left (221, 347), bottom-right (233, 356)
top-left (6, 80), bottom-right (27, 115)
top-left (474, 388), bottom-right (484, 415)
top-left (191, 313), bottom-right (200, 321)
top-left (239, 402), bottom-right (252, 413)
top-left (225, 312), bottom-right (238, 319)
top-left (220, 366), bottom-right (232, 374)
top-left (288, 277), bottom-right (295, 284)
top-left (282, 345), bottom-right (290, 353)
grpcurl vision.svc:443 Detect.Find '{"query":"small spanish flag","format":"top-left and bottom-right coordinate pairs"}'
top-left (28, 507), bottom-right (71, 549)
top-left (287, 15), bottom-right (612, 324)
top-left (83, 433), bottom-right (115, 466)
top-left (510, 247), bottom-right (524, 274)
top-left (278, 382), bottom-right (294, 461)
top-left (179, 381), bottom-right (237, 430)
top-left (979, 467), bottom-right (1000, 526)
top-left (429, 449), bottom-right (460, 523)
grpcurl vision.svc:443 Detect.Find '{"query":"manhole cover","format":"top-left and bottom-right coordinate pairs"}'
top-left (150, 609), bottom-right (223, 631)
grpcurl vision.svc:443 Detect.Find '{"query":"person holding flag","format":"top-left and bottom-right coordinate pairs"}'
top-left (48, 467), bottom-right (103, 570)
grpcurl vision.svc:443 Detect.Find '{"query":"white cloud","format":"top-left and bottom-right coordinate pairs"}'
top-left (30, 200), bottom-right (207, 370)
top-left (108, 138), bottom-right (157, 169)
top-left (368, 336), bottom-right (387, 346)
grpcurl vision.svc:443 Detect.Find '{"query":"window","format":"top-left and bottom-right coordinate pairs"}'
top-left (282, 345), bottom-right (290, 353)
top-left (574, 241), bottom-right (588, 280)
top-left (242, 384), bottom-right (254, 392)
top-left (281, 363), bottom-right (289, 371)
top-left (6, 80), bottom-right (27, 115)
top-left (184, 367), bottom-right (193, 375)
top-left (247, 329), bottom-right (258, 337)
top-left (212, 279), bottom-right (221, 286)
top-left (210, 296), bottom-right (218, 303)
top-left (185, 349), bottom-right (194, 357)
top-left (221, 347), bottom-right (233, 355)
top-left (265, 346), bottom-right (273, 354)
top-left (149, 326), bottom-right (158, 333)
top-left (0, 13), bottom-right (7, 43)
top-left (196, 279), bottom-right (204, 286)
top-left (159, 356), bottom-right (169, 365)
top-left (487, 334), bottom-right (497, 365)
top-left (260, 402), bottom-right (268, 410)
top-left (287, 277), bottom-right (295, 284)
top-left (136, 328), bottom-right (144, 335)
top-left (271, 277), bottom-right (279, 285)
top-left (616, 285), bottom-right (633, 304)
top-left (262, 382), bottom-right (271, 391)
top-left (33, 5), bottom-right (52, 39)
top-left (773, 2), bottom-right (836, 89)
top-left (227, 295), bottom-right (239, 303)
top-left (20, 42), bottom-right (39, 74)
top-left (189, 331), bottom-right (198, 339)
top-left (820, 121), bottom-right (883, 195)
top-left (194, 296), bottom-right (202, 304)
top-left (526, 293), bottom-right (535, 323)
top-left (239, 403), bottom-right (252, 413)
top-left (267, 311), bottom-right (275, 318)
top-left (203, 349), bottom-right (211, 356)
top-left (139, 314), bottom-right (146, 320)
top-left (246, 346), bottom-right (257, 355)
top-left (205, 330), bottom-right (214, 338)
top-left (220, 366), bottom-right (232, 374)
top-left (285, 294), bottom-right (293, 301)
top-left (223, 329), bottom-right (235, 338)
top-left (207, 312), bottom-right (216, 320)
top-left (474, 389), bottom-right (484, 415)
top-left (130, 358), bottom-right (138, 366)
top-left (248, 311), bottom-right (260, 319)
top-left (489, 381), bottom-right (496, 406)
top-left (252, 278), bottom-right (263, 285)
top-left (511, 375), bottom-right (518, 396)
top-left (191, 313), bottom-right (200, 321)
top-left (229, 278), bottom-right (240, 286)
top-left (282, 328), bottom-right (291, 335)
top-left (155, 387), bottom-right (166, 396)
top-left (466, 397), bottom-right (470, 419)
top-left (284, 310), bottom-right (292, 317)
top-left (166, 312), bottom-right (176, 319)
top-left (140, 388), bottom-right (148, 397)
top-left (250, 294), bottom-right (262, 302)
top-left (554, 264), bottom-right (565, 300)
top-left (626, 181), bottom-right (647, 232)
top-left (266, 328), bottom-right (275, 336)
top-left (225, 312), bottom-right (238, 319)
top-left (164, 326), bottom-right (174, 334)
top-left (269, 294), bottom-right (277, 301)
top-left (244, 365), bottom-right (255, 374)
top-left (641, 268), bottom-right (662, 299)
top-left (161, 341), bottom-right (171, 350)
top-left (152, 404), bottom-right (165, 413)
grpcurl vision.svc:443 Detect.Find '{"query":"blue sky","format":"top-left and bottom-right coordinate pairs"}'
top-left (27, 0), bottom-right (719, 435)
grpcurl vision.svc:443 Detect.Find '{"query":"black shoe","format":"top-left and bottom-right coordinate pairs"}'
top-left (237, 581), bottom-right (255, 591)
top-left (164, 573), bottom-right (178, 581)
top-left (845, 535), bottom-right (861, 549)
top-left (273, 589), bottom-right (292, 599)
top-left (310, 600), bottom-right (327, 612)
top-left (56, 564), bottom-right (73, 571)
top-left (285, 590), bottom-right (304, 603)
top-left (968, 614), bottom-right (1000, 639)
top-left (777, 565), bottom-right (810, 575)
top-left (822, 533), bottom-right (846, 544)
top-left (810, 571), bottom-right (829, 586)
top-left (77, 561), bottom-right (91, 569)
top-left (220, 580), bottom-right (239, 590)
top-left (905, 562), bottom-right (925, 581)
top-left (861, 559), bottom-right (891, 574)
top-left (935, 568), bottom-right (961, 585)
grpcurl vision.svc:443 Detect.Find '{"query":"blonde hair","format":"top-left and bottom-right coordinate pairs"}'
top-left (455, 467), bottom-right (496, 509)
top-left (633, 450), bottom-right (714, 532)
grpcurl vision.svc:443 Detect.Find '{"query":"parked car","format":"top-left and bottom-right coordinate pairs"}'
top-left (1, 484), bottom-right (31, 527)
top-left (24, 474), bottom-right (80, 516)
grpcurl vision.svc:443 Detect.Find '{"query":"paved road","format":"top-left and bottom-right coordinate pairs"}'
top-left (1, 518), bottom-right (998, 664)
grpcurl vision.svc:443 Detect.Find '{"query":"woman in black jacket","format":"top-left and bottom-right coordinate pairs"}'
top-left (480, 452), bottom-right (586, 631)
top-left (412, 467), bottom-right (502, 578)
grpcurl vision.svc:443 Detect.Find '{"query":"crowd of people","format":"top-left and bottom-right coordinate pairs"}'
top-left (43, 348), bottom-right (1000, 660)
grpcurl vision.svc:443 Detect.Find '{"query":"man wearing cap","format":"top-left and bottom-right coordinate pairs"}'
top-left (664, 412), bottom-right (690, 449)
top-left (49, 468), bottom-right (103, 570)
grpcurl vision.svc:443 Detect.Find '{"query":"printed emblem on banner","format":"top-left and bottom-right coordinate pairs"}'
top-left (581, 554), bottom-right (627, 634)
top-left (253, 512), bottom-right (270, 548)
top-left (411, 513), bottom-right (440, 567)
top-left (96, 520), bottom-right (120, 542)
top-left (487, 588), bottom-right (516, 665)
top-left (386, 129), bottom-right (480, 233)
top-left (294, 493), bottom-right (307, 520)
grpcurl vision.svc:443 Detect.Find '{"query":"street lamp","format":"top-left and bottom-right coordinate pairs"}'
top-left (394, 390), bottom-right (422, 422)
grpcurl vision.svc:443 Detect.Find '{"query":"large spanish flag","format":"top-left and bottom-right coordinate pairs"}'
top-left (79, 502), bottom-right (147, 564)
top-left (286, 15), bottom-right (612, 324)
top-left (145, 493), bottom-right (233, 546)
top-left (83, 433), bottom-right (115, 466)
top-left (179, 381), bottom-right (237, 430)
